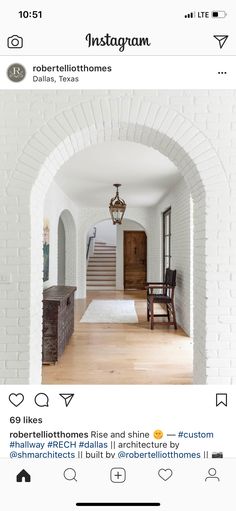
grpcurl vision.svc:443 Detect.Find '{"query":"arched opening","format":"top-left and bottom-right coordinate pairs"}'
top-left (5, 95), bottom-right (229, 385)
top-left (58, 209), bottom-right (77, 287)
top-left (58, 217), bottom-right (66, 285)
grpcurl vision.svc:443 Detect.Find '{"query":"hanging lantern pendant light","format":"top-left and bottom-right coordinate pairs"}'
top-left (109, 184), bottom-right (126, 225)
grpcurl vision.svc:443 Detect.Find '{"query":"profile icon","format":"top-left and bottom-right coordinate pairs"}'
top-left (7, 63), bottom-right (26, 82)
top-left (205, 468), bottom-right (220, 482)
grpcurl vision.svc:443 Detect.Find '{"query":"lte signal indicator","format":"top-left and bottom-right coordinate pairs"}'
top-left (185, 11), bottom-right (196, 18)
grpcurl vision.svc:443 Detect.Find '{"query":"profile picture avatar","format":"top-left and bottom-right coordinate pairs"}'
top-left (7, 63), bottom-right (26, 82)
top-left (7, 34), bottom-right (23, 48)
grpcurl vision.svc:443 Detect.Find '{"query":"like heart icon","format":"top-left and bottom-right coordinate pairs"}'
top-left (9, 393), bottom-right (24, 407)
top-left (158, 468), bottom-right (173, 481)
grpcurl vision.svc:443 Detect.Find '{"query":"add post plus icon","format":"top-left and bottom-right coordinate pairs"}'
top-left (110, 468), bottom-right (126, 483)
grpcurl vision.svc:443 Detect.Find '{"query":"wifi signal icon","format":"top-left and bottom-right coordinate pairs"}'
top-left (185, 11), bottom-right (196, 18)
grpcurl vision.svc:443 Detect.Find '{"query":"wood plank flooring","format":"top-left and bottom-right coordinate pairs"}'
top-left (42, 290), bottom-right (193, 385)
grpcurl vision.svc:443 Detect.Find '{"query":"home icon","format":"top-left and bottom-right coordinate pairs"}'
top-left (16, 469), bottom-right (31, 483)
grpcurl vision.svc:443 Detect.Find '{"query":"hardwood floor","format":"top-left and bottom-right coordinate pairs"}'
top-left (42, 290), bottom-right (193, 385)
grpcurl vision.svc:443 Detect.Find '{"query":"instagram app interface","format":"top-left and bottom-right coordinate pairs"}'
top-left (0, 1), bottom-right (235, 510)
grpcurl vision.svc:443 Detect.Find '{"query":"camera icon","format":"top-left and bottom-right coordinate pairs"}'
top-left (7, 35), bottom-right (23, 49)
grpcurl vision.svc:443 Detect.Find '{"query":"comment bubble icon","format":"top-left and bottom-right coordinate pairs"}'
top-left (34, 392), bottom-right (49, 407)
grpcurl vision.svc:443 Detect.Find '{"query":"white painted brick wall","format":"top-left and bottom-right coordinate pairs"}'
top-left (0, 90), bottom-right (235, 384)
top-left (172, 182), bottom-right (193, 336)
top-left (148, 179), bottom-right (192, 336)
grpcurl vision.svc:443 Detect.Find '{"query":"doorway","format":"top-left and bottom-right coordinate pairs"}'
top-left (124, 231), bottom-right (147, 289)
top-left (56, 209), bottom-right (77, 287)
top-left (58, 217), bottom-right (66, 285)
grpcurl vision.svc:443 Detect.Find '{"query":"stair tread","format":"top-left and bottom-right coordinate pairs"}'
top-left (88, 260), bottom-right (116, 262)
top-left (88, 262), bottom-right (116, 265)
top-left (93, 256), bottom-right (116, 258)
top-left (87, 277), bottom-right (116, 280)
top-left (87, 283), bottom-right (116, 286)
top-left (90, 254), bottom-right (116, 257)
top-left (87, 272), bottom-right (116, 275)
top-left (87, 283), bottom-right (115, 285)
top-left (87, 272), bottom-right (116, 279)
top-left (87, 278), bottom-right (115, 280)
top-left (87, 287), bottom-right (116, 290)
top-left (87, 269), bottom-right (116, 271)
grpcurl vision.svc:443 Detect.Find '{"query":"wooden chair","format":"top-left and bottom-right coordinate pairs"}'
top-left (146, 269), bottom-right (177, 330)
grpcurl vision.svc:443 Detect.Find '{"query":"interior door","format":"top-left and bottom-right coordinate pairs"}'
top-left (124, 231), bottom-right (147, 289)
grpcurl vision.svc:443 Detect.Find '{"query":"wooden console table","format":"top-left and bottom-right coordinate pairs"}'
top-left (42, 285), bottom-right (77, 364)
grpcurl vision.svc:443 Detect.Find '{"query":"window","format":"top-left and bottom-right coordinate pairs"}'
top-left (163, 207), bottom-right (171, 278)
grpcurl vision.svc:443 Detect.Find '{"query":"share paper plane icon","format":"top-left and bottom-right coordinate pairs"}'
top-left (59, 393), bottom-right (74, 407)
top-left (214, 35), bottom-right (229, 49)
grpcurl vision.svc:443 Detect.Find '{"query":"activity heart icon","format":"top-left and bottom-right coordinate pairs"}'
top-left (158, 468), bottom-right (173, 481)
top-left (9, 393), bottom-right (24, 407)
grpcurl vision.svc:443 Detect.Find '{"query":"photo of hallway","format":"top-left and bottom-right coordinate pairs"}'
top-left (0, 89), bottom-right (235, 385)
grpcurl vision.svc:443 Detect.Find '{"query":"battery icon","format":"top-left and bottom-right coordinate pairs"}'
top-left (212, 10), bottom-right (227, 18)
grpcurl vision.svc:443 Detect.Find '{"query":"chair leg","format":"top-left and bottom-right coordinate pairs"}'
top-left (166, 304), bottom-right (170, 323)
top-left (150, 301), bottom-right (154, 330)
top-left (147, 304), bottom-right (150, 321)
top-left (172, 303), bottom-right (177, 329)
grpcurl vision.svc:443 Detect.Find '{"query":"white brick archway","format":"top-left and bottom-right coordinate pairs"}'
top-left (5, 97), bottom-right (230, 385)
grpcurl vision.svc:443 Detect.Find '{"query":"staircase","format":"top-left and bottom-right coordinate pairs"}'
top-left (87, 242), bottom-right (116, 290)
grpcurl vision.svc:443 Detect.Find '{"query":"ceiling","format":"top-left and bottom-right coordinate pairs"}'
top-left (55, 140), bottom-right (180, 208)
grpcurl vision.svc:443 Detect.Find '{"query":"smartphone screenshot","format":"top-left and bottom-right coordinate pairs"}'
top-left (0, 1), bottom-right (235, 509)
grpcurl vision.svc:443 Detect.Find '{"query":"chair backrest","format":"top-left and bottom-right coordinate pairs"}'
top-left (165, 268), bottom-right (176, 287)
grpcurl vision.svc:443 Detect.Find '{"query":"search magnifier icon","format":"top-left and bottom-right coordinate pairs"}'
top-left (63, 468), bottom-right (77, 482)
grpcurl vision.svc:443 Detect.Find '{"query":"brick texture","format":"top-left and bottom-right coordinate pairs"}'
top-left (0, 90), bottom-right (235, 384)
